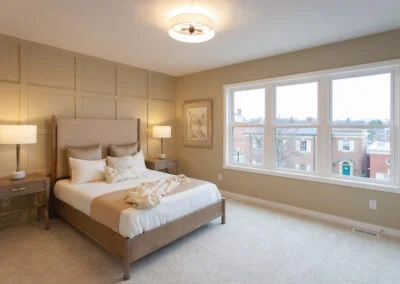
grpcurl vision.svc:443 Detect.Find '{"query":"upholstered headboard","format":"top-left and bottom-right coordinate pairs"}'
top-left (50, 117), bottom-right (140, 181)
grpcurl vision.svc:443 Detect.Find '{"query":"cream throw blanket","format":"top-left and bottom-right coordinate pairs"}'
top-left (125, 174), bottom-right (189, 209)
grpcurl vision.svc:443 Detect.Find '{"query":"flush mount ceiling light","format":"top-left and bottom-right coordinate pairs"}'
top-left (168, 13), bottom-right (215, 43)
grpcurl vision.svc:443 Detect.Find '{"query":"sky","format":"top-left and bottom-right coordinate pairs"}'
top-left (332, 73), bottom-right (390, 122)
top-left (233, 73), bottom-right (391, 123)
top-left (234, 89), bottom-right (265, 122)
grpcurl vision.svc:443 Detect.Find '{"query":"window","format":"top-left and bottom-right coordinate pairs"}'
top-left (224, 60), bottom-right (399, 193)
top-left (231, 88), bottom-right (265, 166)
top-left (338, 140), bottom-right (354, 152)
top-left (376, 172), bottom-right (391, 181)
top-left (331, 73), bottom-right (391, 181)
top-left (299, 164), bottom-right (307, 171)
top-left (274, 82), bottom-right (318, 171)
top-left (299, 140), bottom-right (308, 152)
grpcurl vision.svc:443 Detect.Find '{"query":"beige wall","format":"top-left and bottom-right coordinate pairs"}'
top-left (176, 29), bottom-right (400, 230)
top-left (0, 33), bottom-right (176, 226)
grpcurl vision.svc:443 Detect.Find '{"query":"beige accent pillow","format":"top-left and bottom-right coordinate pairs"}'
top-left (106, 151), bottom-right (147, 177)
top-left (69, 158), bottom-right (106, 184)
top-left (66, 143), bottom-right (102, 176)
top-left (104, 166), bottom-right (141, 184)
top-left (108, 142), bottom-right (138, 157)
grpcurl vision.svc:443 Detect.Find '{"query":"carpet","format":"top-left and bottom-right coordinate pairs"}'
top-left (0, 199), bottom-right (399, 284)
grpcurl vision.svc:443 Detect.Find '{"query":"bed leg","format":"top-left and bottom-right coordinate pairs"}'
top-left (221, 198), bottom-right (226, 224)
top-left (123, 239), bottom-right (132, 280)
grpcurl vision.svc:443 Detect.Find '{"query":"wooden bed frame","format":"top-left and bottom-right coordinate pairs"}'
top-left (49, 116), bottom-right (225, 280)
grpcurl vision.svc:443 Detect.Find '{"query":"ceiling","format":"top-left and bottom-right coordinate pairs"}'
top-left (0, 0), bottom-right (400, 76)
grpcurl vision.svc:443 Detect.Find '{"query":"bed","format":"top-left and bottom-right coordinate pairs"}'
top-left (49, 116), bottom-right (225, 280)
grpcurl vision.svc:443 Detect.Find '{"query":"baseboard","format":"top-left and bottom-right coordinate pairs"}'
top-left (220, 190), bottom-right (400, 239)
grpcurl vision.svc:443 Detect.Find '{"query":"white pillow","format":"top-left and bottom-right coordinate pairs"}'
top-left (106, 151), bottom-right (147, 177)
top-left (104, 166), bottom-right (141, 184)
top-left (69, 157), bottom-right (106, 184)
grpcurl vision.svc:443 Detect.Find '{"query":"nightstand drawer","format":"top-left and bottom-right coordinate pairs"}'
top-left (0, 180), bottom-right (47, 199)
top-left (156, 160), bottom-right (178, 170)
top-left (145, 158), bottom-right (179, 174)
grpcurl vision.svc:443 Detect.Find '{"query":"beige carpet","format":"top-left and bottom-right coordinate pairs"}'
top-left (1, 199), bottom-right (400, 284)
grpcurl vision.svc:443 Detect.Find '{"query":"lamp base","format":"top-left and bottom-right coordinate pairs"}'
top-left (11, 170), bottom-right (26, 180)
top-left (159, 153), bottom-right (166, 159)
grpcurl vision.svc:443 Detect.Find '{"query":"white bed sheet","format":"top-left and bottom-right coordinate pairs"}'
top-left (54, 170), bottom-right (221, 238)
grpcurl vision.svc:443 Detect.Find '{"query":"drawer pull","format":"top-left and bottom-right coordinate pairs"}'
top-left (10, 187), bottom-right (27, 192)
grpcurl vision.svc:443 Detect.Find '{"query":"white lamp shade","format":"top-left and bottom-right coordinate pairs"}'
top-left (0, 125), bottom-right (37, 144)
top-left (153, 126), bottom-right (171, 138)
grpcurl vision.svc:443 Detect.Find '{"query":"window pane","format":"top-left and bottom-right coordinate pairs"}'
top-left (274, 128), bottom-right (317, 171)
top-left (232, 127), bottom-right (264, 165)
top-left (331, 128), bottom-right (391, 181)
top-left (233, 89), bottom-right (265, 123)
top-left (275, 82), bottom-right (318, 124)
top-left (332, 73), bottom-right (391, 125)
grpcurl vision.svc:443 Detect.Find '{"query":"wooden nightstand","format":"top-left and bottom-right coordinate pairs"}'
top-left (0, 173), bottom-right (50, 230)
top-left (145, 158), bottom-right (179, 174)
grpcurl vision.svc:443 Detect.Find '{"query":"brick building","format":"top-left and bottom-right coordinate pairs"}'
top-left (367, 142), bottom-right (391, 181)
top-left (232, 110), bottom-right (389, 180)
top-left (331, 129), bottom-right (369, 177)
top-left (275, 128), bottom-right (316, 171)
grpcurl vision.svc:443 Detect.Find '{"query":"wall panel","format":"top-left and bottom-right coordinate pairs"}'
top-left (0, 144), bottom-right (16, 176)
top-left (27, 134), bottom-right (51, 174)
top-left (0, 41), bottom-right (20, 83)
top-left (0, 87), bottom-right (20, 176)
top-left (148, 100), bottom-right (175, 157)
top-left (27, 89), bottom-right (75, 132)
top-left (27, 48), bottom-right (75, 89)
top-left (118, 65), bottom-right (147, 98)
top-left (149, 72), bottom-right (176, 101)
top-left (0, 87), bottom-right (20, 124)
top-left (0, 32), bottom-right (176, 227)
top-left (117, 97), bottom-right (148, 156)
top-left (81, 95), bottom-right (115, 119)
top-left (81, 58), bottom-right (116, 95)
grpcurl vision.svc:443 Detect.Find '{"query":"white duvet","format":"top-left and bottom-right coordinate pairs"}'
top-left (54, 170), bottom-right (221, 238)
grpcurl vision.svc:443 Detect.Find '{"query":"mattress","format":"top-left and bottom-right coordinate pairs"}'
top-left (54, 170), bottom-right (221, 238)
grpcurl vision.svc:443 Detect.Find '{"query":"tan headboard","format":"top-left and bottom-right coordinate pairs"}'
top-left (51, 117), bottom-right (140, 180)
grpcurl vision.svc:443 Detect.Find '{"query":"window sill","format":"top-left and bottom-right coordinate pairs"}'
top-left (223, 164), bottom-right (400, 194)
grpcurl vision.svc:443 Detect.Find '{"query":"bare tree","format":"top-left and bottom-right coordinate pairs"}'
top-left (274, 128), bottom-right (300, 168)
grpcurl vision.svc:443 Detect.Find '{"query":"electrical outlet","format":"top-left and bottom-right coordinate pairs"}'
top-left (369, 200), bottom-right (377, 210)
top-left (218, 173), bottom-right (223, 181)
top-left (1, 198), bottom-right (10, 208)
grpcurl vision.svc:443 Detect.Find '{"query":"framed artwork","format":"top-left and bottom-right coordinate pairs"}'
top-left (183, 99), bottom-right (213, 148)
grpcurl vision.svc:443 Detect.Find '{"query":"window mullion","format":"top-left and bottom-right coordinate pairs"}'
top-left (317, 77), bottom-right (330, 177)
top-left (264, 84), bottom-right (274, 169)
top-left (392, 69), bottom-right (399, 188)
top-left (225, 89), bottom-right (233, 166)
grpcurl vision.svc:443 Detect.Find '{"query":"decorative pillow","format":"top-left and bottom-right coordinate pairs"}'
top-left (106, 151), bottom-right (147, 177)
top-left (104, 166), bottom-right (141, 184)
top-left (69, 157), bottom-right (106, 184)
top-left (108, 142), bottom-right (138, 157)
top-left (66, 143), bottom-right (102, 176)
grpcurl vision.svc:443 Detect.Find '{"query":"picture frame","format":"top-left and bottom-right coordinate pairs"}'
top-left (183, 99), bottom-right (213, 148)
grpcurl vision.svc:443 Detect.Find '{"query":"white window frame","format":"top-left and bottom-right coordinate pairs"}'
top-left (339, 140), bottom-right (354, 152)
top-left (223, 59), bottom-right (400, 193)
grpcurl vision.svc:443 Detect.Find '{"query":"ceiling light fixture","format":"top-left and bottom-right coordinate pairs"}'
top-left (168, 13), bottom-right (215, 43)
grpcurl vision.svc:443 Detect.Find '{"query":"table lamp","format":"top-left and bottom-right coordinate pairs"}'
top-left (153, 126), bottom-right (171, 159)
top-left (0, 125), bottom-right (37, 179)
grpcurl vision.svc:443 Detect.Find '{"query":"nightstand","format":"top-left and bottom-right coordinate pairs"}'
top-left (0, 173), bottom-right (50, 230)
top-left (145, 158), bottom-right (179, 174)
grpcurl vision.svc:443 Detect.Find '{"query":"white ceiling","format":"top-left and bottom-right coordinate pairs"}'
top-left (0, 0), bottom-right (400, 76)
